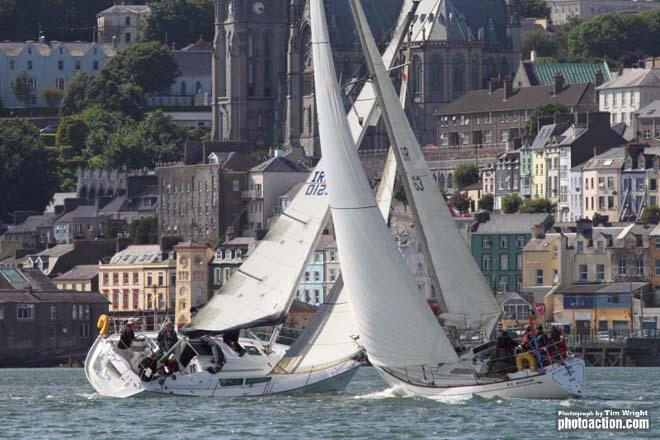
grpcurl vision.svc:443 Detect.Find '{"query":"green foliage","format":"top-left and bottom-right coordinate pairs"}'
top-left (521, 31), bottom-right (560, 60)
top-left (11, 72), bottom-right (33, 107)
top-left (520, 0), bottom-right (550, 18)
top-left (60, 73), bottom-right (91, 116)
top-left (143, 0), bottom-right (214, 47)
top-left (55, 116), bottom-right (88, 158)
top-left (450, 192), bottom-right (470, 212)
top-left (641, 205), bottom-right (660, 223)
top-left (478, 193), bottom-right (494, 212)
top-left (453, 163), bottom-right (480, 190)
top-left (502, 194), bottom-right (523, 214)
top-left (525, 103), bottom-right (570, 137)
top-left (0, 120), bottom-right (58, 222)
top-left (84, 72), bottom-right (146, 119)
top-left (250, 148), bottom-right (271, 163)
top-left (520, 197), bottom-right (557, 214)
top-left (0, 0), bottom-right (113, 41)
top-left (39, 87), bottom-right (64, 108)
top-left (129, 216), bottom-right (159, 244)
top-left (103, 41), bottom-right (179, 94)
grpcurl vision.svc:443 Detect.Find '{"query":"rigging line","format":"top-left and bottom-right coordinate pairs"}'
top-left (330, 204), bottom-right (379, 210)
top-left (281, 211), bottom-right (308, 225)
top-left (237, 269), bottom-right (263, 282)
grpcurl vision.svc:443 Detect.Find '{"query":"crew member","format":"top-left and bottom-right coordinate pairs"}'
top-left (551, 326), bottom-right (568, 361)
top-left (138, 352), bottom-right (158, 381)
top-left (157, 321), bottom-right (178, 355)
top-left (532, 324), bottom-right (550, 370)
top-left (520, 325), bottom-right (534, 352)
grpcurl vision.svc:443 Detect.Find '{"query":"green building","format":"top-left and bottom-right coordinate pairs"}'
top-left (470, 213), bottom-right (553, 292)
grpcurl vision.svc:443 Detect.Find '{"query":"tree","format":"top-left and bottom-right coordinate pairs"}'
top-left (641, 205), bottom-right (660, 223)
top-left (502, 194), bottom-right (523, 214)
top-left (478, 193), bottom-right (494, 212)
top-left (520, 197), bottom-right (557, 214)
top-left (84, 72), bottom-right (146, 119)
top-left (129, 216), bottom-right (159, 244)
top-left (450, 192), bottom-right (470, 212)
top-left (521, 30), bottom-right (560, 60)
top-left (0, 120), bottom-right (58, 222)
top-left (453, 163), bottom-right (480, 190)
top-left (55, 116), bottom-right (88, 158)
top-left (80, 106), bottom-right (135, 160)
top-left (103, 41), bottom-right (179, 94)
top-left (60, 73), bottom-right (91, 115)
top-left (39, 87), bottom-right (64, 108)
top-left (525, 103), bottom-right (570, 137)
top-left (520, 0), bottom-right (550, 18)
top-left (11, 72), bottom-right (33, 108)
top-left (143, 0), bottom-right (214, 48)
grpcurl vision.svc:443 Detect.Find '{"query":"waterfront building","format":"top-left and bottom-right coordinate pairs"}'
top-left (53, 265), bottom-right (99, 292)
top-left (470, 213), bottom-right (553, 292)
top-left (2, 213), bottom-right (59, 251)
top-left (23, 241), bottom-right (111, 278)
top-left (636, 100), bottom-right (660, 148)
top-left (546, 0), bottom-right (660, 25)
top-left (514, 60), bottom-right (609, 88)
top-left (579, 148), bottom-right (626, 222)
top-left (98, 245), bottom-right (176, 329)
top-left (490, 150), bottom-right (520, 211)
top-left (96, 4), bottom-right (151, 49)
top-left (522, 233), bottom-right (567, 289)
top-left (297, 245), bottom-right (325, 306)
top-left (0, 40), bottom-right (116, 108)
top-left (53, 205), bottom-right (121, 244)
top-left (173, 241), bottom-right (213, 327)
top-left (0, 267), bottom-right (108, 367)
top-left (209, 235), bottom-right (255, 294)
top-left (99, 185), bottom-right (158, 223)
top-left (76, 168), bottom-right (157, 207)
top-left (597, 68), bottom-right (660, 140)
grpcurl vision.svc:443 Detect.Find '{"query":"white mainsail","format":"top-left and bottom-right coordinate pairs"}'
top-left (349, 0), bottom-right (502, 336)
top-left (186, 1), bottom-right (415, 337)
top-left (310, 0), bottom-right (458, 368)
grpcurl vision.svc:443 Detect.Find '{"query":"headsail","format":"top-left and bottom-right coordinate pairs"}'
top-left (311, 0), bottom-right (458, 368)
top-left (185, 0), bottom-right (416, 337)
top-left (349, 0), bottom-right (502, 337)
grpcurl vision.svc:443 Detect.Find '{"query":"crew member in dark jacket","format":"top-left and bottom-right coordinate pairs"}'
top-left (157, 321), bottom-right (178, 355)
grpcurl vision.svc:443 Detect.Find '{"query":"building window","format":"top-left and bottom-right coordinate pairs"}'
top-left (50, 326), bottom-right (56, 339)
top-left (125, 32), bottom-right (131, 43)
top-left (125, 16), bottom-right (131, 26)
top-left (499, 275), bottom-right (508, 292)
top-left (500, 236), bottom-right (508, 249)
top-left (483, 237), bottom-right (491, 249)
top-left (430, 55), bottom-right (443, 97)
top-left (58, 60), bottom-right (64, 70)
top-left (596, 241), bottom-right (604, 254)
top-left (75, 60), bottom-right (81, 70)
top-left (536, 269), bottom-right (543, 285)
top-left (516, 236), bottom-right (525, 248)
top-left (93, 60), bottom-right (99, 70)
top-left (329, 268), bottom-right (336, 282)
top-left (619, 258), bottom-right (626, 276)
top-left (637, 258), bottom-right (644, 276)
top-left (579, 264), bottom-right (588, 281)
top-left (577, 241), bottom-right (584, 253)
top-left (50, 305), bottom-right (56, 320)
top-left (517, 254), bottom-right (523, 270)
top-left (655, 259), bottom-right (660, 276)
top-left (27, 60), bottom-right (33, 70)
top-left (313, 271), bottom-right (320, 282)
top-left (482, 254), bottom-right (491, 271)
top-left (451, 54), bottom-right (465, 96)
top-left (9, 60), bottom-right (14, 70)
top-left (329, 250), bottom-right (336, 262)
top-left (304, 271), bottom-right (310, 282)
top-left (17, 304), bottom-right (34, 320)
top-left (500, 254), bottom-right (509, 271)
top-left (412, 55), bottom-right (422, 98)
top-left (0, 304), bottom-right (3, 319)
top-left (596, 264), bottom-right (605, 281)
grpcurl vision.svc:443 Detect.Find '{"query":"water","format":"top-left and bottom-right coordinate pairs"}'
top-left (0, 367), bottom-right (658, 439)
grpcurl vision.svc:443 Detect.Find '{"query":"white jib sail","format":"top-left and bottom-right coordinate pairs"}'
top-left (350, 0), bottom-right (502, 336)
top-left (188, 1), bottom-right (416, 337)
top-left (311, 0), bottom-right (458, 368)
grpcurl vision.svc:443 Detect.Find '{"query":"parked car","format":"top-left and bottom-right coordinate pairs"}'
top-left (40, 124), bottom-right (59, 134)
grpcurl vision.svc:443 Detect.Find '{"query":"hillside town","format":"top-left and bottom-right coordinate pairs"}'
top-left (4, 0), bottom-right (660, 370)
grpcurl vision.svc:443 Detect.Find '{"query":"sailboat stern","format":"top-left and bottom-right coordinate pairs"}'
top-left (84, 336), bottom-right (146, 398)
top-left (549, 356), bottom-right (585, 398)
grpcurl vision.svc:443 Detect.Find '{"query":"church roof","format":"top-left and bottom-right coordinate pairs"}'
top-left (520, 61), bottom-right (611, 86)
top-left (326, 0), bottom-right (404, 48)
top-left (174, 51), bottom-right (211, 77)
top-left (409, 0), bottom-right (472, 42)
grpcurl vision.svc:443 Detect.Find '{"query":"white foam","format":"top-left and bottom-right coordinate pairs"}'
top-left (354, 385), bottom-right (416, 400)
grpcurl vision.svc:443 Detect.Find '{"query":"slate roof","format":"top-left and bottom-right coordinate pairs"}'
top-left (520, 61), bottom-right (611, 86)
top-left (174, 51), bottom-right (211, 77)
top-left (579, 147), bottom-right (626, 171)
top-left (5, 214), bottom-right (59, 234)
top-left (409, 0), bottom-right (472, 42)
top-left (327, 0), bottom-right (403, 48)
top-left (597, 68), bottom-right (660, 90)
top-left (530, 121), bottom-right (573, 150)
top-left (250, 156), bottom-right (309, 173)
top-left (435, 82), bottom-right (594, 115)
top-left (561, 282), bottom-right (649, 294)
top-left (0, 42), bottom-right (117, 57)
top-left (109, 245), bottom-right (162, 265)
top-left (523, 234), bottom-right (560, 251)
top-left (0, 268), bottom-right (56, 290)
top-left (637, 100), bottom-right (660, 119)
top-left (55, 205), bottom-right (102, 223)
top-left (32, 244), bottom-right (74, 258)
top-left (98, 4), bottom-right (151, 15)
top-left (53, 265), bottom-right (99, 282)
top-left (45, 192), bottom-right (77, 214)
top-left (472, 213), bottom-right (550, 235)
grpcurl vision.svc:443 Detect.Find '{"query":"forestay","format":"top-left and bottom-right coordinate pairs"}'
top-left (350, 0), bottom-right (502, 337)
top-left (311, 0), bottom-right (458, 368)
top-left (184, 0), bottom-right (415, 337)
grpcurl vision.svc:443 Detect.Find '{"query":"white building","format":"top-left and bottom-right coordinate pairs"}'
top-left (96, 4), bottom-right (151, 49)
top-left (569, 167), bottom-right (583, 222)
top-left (597, 68), bottom-right (660, 140)
top-left (546, 0), bottom-right (660, 25)
top-left (0, 40), bottom-right (116, 107)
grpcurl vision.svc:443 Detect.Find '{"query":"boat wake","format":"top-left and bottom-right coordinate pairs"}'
top-left (354, 385), bottom-right (416, 400)
top-left (77, 392), bottom-right (101, 400)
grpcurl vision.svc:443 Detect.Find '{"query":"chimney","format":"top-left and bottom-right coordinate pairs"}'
top-left (112, 35), bottom-right (117, 49)
top-left (553, 72), bottom-right (564, 96)
top-left (503, 76), bottom-right (513, 100)
top-left (576, 218), bottom-right (593, 236)
top-left (488, 77), bottom-right (498, 94)
top-left (530, 50), bottom-right (536, 62)
top-left (225, 225), bottom-right (236, 242)
top-left (594, 68), bottom-right (604, 87)
top-left (531, 224), bottom-right (545, 239)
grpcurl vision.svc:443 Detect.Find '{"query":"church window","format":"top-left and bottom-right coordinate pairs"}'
top-left (264, 31), bottom-right (272, 96)
top-left (471, 55), bottom-right (480, 89)
top-left (180, 82), bottom-right (187, 96)
top-left (451, 54), bottom-right (465, 97)
top-left (412, 55), bottom-right (422, 98)
top-left (430, 55), bottom-right (443, 97)
top-left (500, 58), bottom-right (509, 79)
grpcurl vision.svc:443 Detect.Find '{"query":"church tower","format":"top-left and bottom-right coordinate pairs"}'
top-left (174, 241), bottom-right (213, 328)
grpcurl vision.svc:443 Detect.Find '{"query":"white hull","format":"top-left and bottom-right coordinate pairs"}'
top-left (85, 335), bottom-right (360, 398)
top-left (375, 357), bottom-right (586, 400)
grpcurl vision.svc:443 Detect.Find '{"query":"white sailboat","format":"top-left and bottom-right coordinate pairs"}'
top-left (84, 1), bottom-right (417, 398)
top-left (310, 0), bottom-right (585, 399)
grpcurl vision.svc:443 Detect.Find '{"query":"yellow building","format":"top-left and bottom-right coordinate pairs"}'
top-left (531, 147), bottom-right (546, 198)
top-left (174, 241), bottom-right (213, 327)
top-left (98, 245), bottom-right (176, 329)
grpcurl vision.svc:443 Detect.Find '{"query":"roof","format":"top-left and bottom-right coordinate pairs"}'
top-left (55, 205), bottom-right (102, 224)
top-left (44, 192), bottom-right (77, 214)
top-left (597, 68), bottom-right (660, 90)
top-left (464, 181), bottom-right (483, 191)
top-left (0, 268), bottom-right (57, 291)
top-left (5, 214), bottom-right (59, 234)
top-left (436, 82), bottom-right (593, 115)
top-left (53, 265), bottom-right (99, 282)
top-left (174, 51), bottom-right (211, 78)
top-left (281, 182), bottom-right (305, 199)
top-left (472, 213), bottom-right (550, 235)
top-left (222, 237), bottom-right (257, 247)
top-left (289, 299), bottom-right (319, 314)
top-left (650, 224), bottom-right (660, 237)
top-left (523, 234), bottom-right (560, 251)
top-left (579, 147), bottom-right (626, 171)
top-left (611, 122), bottom-right (627, 137)
top-left (181, 39), bottom-right (212, 51)
top-left (637, 100), bottom-right (660, 119)
top-left (530, 121), bottom-right (573, 150)
top-left (30, 290), bottom-right (109, 304)
top-left (109, 245), bottom-right (162, 265)
top-left (326, 0), bottom-right (403, 48)
top-left (561, 282), bottom-right (649, 295)
top-left (0, 41), bottom-right (117, 57)
top-left (98, 4), bottom-right (151, 15)
top-left (521, 61), bottom-right (611, 86)
top-left (32, 244), bottom-right (74, 258)
top-left (250, 156), bottom-right (309, 173)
